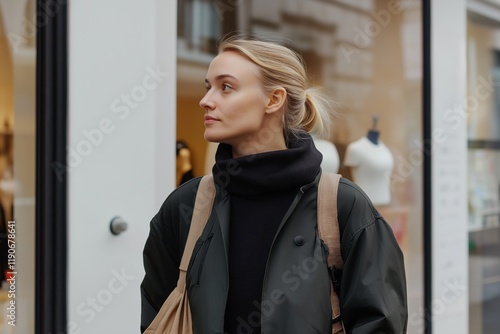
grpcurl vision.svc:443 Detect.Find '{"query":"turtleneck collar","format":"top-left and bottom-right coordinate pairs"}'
top-left (212, 133), bottom-right (323, 196)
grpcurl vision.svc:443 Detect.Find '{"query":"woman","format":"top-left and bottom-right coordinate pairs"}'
top-left (141, 37), bottom-right (408, 333)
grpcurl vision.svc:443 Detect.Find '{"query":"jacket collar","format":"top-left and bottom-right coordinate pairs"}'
top-left (212, 132), bottom-right (323, 196)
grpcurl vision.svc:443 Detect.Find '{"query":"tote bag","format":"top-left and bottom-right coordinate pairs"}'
top-left (144, 175), bottom-right (215, 334)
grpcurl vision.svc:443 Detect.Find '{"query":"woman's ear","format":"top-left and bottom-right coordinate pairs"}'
top-left (265, 87), bottom-right (287, 114)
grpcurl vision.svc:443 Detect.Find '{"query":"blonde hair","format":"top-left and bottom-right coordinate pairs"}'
top-left (218, 36), bottom-right (337, 142)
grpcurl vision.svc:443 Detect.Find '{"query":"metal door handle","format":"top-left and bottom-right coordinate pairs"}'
top-left (110, 216), bottom-right (128, 235)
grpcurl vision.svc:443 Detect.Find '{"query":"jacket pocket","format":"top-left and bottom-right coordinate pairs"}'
top-left (195, 232), bottom-right (214, 285)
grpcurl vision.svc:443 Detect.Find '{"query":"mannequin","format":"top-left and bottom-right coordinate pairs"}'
top-left (312, 136), bottom-right (340, 173)
top-left (366, 115), bottom-right (380, 145)
top-left (176, 140), bottom-right (194, 186)
top-left (344, 116), bottom-right (394, 205)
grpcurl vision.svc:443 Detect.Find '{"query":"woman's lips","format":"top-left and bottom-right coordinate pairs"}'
top-left (204, 115), bottom-right (220, 124)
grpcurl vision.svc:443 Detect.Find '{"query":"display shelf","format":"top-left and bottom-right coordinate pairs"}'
top-left (469, 223), bottom-right (500, 233)
top-left (469, 211), bottom-right (500, 232)
top-left (468, 140), bottom-right (500, 150)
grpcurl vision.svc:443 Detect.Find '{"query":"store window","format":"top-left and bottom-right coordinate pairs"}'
top-left (176, 1), bottom-right (424, 332)
top-left (178, 0), bottom-right (220, 55)
top-left (467, 10), bottom-right (500, 334)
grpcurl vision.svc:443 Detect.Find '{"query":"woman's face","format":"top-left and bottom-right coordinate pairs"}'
top-left (200, 51), bottom-right (271, 148)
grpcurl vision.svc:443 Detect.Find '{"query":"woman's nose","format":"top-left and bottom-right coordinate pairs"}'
top-left (199, 92), bottom-right (215, 111)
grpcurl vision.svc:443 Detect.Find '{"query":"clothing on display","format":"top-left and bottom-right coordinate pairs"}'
top-left (344, 136), bottom-right (394, 206)
top-left (312, 137), bottom-right (340, 173)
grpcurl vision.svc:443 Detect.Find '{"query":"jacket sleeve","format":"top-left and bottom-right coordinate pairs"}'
top-left (140, 214), bottom-right (180, 333)
top-left (140, 178), bottom-right (200, 332)
top-left (337, 179), bottom-right (408, 333)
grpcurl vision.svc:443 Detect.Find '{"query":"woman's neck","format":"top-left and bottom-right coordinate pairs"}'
top-left (212, 132), bottom-right (322, 196)
top-left (231, 139), bottom-right (287, 158)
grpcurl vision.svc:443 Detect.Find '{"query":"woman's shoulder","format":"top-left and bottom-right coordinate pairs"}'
top-left (164, 176), bottom-right (206, 205)
top-left (151, 176), bottom-right (204, 233)
top-left (336, 177), bottom-right (381, 237)
top-left (337, 177), bottom-right (377, 209)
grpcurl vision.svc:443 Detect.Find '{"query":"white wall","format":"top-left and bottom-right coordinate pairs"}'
top-left (431, 0), bottom-right (469, 333)
top-left (67, 1), bottom-right (176, 333)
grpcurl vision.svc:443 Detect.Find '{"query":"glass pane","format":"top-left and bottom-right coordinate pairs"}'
top-left (177, 1), bottom-right (424, 332)
top-left (467, 14), bottom-right (500, 334)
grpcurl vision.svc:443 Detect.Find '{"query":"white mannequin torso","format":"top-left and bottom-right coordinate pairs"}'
top-left (344, 137), bottom-right (394, 205)
top-left (313, 138), bottom-right (340, 174)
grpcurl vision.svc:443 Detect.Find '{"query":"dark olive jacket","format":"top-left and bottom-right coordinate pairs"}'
top-left (140, 174), bottom-right (408, 333)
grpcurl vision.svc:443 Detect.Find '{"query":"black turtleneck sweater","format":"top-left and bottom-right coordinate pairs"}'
top-left (212, 134), bottom-right (322, 334)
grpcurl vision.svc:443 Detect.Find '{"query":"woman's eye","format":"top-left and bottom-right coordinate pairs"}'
top-left (222, 84), bottom-right (232, 92)
top-left (205, 86), bottom-right (211, 92)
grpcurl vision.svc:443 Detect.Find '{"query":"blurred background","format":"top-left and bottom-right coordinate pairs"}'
top-left (0, 0), bottom-right (499, 333)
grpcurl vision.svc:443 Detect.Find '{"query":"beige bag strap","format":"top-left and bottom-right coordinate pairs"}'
top-left (177, 175), bottom-right (216, 290)
top-left (317, 172), bottom-right (344, 334)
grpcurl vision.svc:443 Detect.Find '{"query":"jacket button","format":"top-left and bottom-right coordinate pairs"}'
top-left (294, 236), bottom-right (305, 246)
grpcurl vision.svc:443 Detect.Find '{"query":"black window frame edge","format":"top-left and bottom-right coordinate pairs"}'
top-left (423, 0), bottom-right (432, 333)
top-left (35, 1), bottom-right (68, 333)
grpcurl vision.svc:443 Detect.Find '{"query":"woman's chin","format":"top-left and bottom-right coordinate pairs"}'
top-left (204, 131), bottom-right (223, 143)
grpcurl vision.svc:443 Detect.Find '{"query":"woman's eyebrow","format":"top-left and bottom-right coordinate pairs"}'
top-left (205, 74), bottom-right (239, 84)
